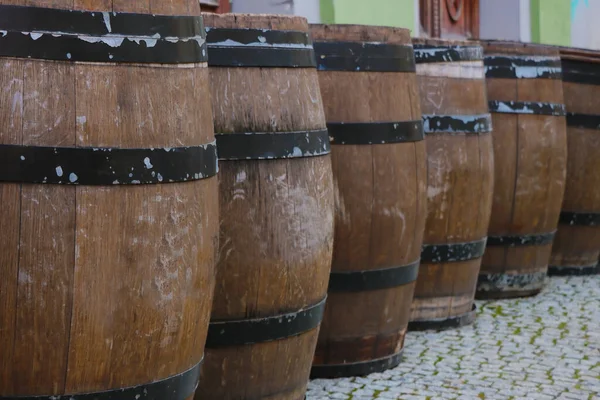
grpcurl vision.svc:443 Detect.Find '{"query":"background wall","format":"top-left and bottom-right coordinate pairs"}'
top-left (231, 0), bottom-right (321, 22)
top-left (321, 0), bottom-right (416, 33)
top-left (571, 0), bottom-right (600, 50)
top-left (530, 0), bottom-right (571, 46)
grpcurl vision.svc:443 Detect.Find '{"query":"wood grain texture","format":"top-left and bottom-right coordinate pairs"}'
top-left (478, 44), bottom-right (567, 297)
top-left (0, 1), bottom-right (215, 397)
top-left (198, 14), bottom-right (334, 400)
top-left (550, 49), bottom-right (600, 272)
top-left (411, 39), bottom-right (493, 325)
top-left (311, 24), bottom-right (427, 370)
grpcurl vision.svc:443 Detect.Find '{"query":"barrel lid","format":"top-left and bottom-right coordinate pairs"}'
top-left (412, 37), bottom-right (475, 48)
top-left (559, 46), bottom-right (600, 64)
top-left (478, 40), bottom-right (560, 57)
top-left (311, 24), bottom-right (411, 45)
top-left (202, 12), bottom-right (309, 32)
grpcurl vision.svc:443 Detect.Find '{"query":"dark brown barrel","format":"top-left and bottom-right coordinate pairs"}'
top-left (0, 2), bottom-right (217, 399)
top-left (198, 14), bottom-right (334, 400)
top-left (410, 39), bottom-right (494, 330)
top-left (309, 25), bottom-right (427, 378)
top-left (550, 47), bottom-right (600, 276)
top-left (478, 41), bottom-right (568, 298)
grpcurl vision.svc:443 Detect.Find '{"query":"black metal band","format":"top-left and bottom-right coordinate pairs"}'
top-left (548, 263), bottom-right (600, 276)
top-left (422, 114), bottom-right (493, 134)
top-left (408, 305), bottom-right (476, 331)
top-left (314, 41), bottom-right (416, 72)
top-left (310, 351), bottom-right (403, 379)
top-left (0, 5), bottom-right (206, 64)
top-left (0, 360), bottom-right (202, 399)
top-left (421, 238), bottom-right (487, 263)
top-left (566, 113), bottom-right (600, 129)
top-left (562, 59), bottom-right (600, 85)
top-left (0, 143), bottom-right (217, 185)
top-left (484, 56), bottom-right (562, 79)
top-left (488, 101), bottom-right (566, 116)
top-left (328, 260), bottom-right (420, 292)
top-left (206, 28), bottom-right (316, 68)
top-left (486, 232), bottom-right (556, 247)
top-left (327, 121), bottom-right (424, 145)
top-left (559, 211), bottom-right (600, 226)
top-left (477, 271), bottom-right (547, 292)
top-left (413, 45), bottom-right (483, 64)
top-left (215, 129), bottom-right (330, 160)
top-left (205, 298), bottom-right (326, 347)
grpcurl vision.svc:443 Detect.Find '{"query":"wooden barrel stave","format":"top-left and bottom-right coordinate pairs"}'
top-left (479, 42), bottom-right (567, 298)
top-left (310, 24), bottom-right (426, 377)
top-left (0, 1), bottom-right (216, 398)
top-left (199, 14), bottom-right (334, 399)
top-left (550, 49), bottom-right (600, 276)
top-left (410, 39), bottom-right (494, 330)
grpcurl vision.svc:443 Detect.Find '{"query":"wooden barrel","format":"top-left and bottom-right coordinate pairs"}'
top-left (550, 47), bottom-right (600, 276)
top-left (198, 14), bottom-right (334, 400)
top-left (0, 2), bottom-right (217, 399)
top-left (309, 25), bottom-right (427, 378)
top-left (478, 41), bottom-right (568, 298)
top-left (410, 39), bottom-right (494, 330)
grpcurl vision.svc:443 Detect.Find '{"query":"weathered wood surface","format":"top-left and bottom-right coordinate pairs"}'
top-left (310, 24), bottom-right (426, 377)
top-left (0, 0), bottom-right (217, 398)
top-left (479, 41), bottom-right (567, 298)
top-left (550, 47), bottom-right (600, 276)
top-left (198, 13), bottom-right (334, 400)
top-left (410, 38), bottom-right (494, 329)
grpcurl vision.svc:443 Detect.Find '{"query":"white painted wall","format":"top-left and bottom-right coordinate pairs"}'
top-left (480, 0), bottom-right (530, 42)
top-left (231, 0), bottom-right (320, 22)
top-left (571, 0), bottom-right (600, 50)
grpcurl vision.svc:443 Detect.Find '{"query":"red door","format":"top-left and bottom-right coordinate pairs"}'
top-left (420, 0), bottom-right (479, 39)
top-left (200, 0), bottom-right (231, 13)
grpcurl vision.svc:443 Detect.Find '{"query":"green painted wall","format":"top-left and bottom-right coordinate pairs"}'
top-left (530, 0), bottom-right (571, 46)
top-left (320, 0), bottom-right (415, 33)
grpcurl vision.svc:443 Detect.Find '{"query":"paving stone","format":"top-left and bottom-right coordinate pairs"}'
top-left (308, 276), bottom-right (600, 399)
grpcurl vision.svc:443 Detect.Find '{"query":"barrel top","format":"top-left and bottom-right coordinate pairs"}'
top-left (412, 38), bottom-right (475, 48)
top-left (559, 46), bottom-right (600, 64)
top-left (479, 40), bottom-right (560, 57)
top-left (202, 13), bottom-right (309, 31)
top-left (310, 24), bottom-right (411, 45)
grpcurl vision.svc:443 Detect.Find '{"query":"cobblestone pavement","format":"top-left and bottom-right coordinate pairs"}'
top-left (308, 276), bottom-right (600, 400)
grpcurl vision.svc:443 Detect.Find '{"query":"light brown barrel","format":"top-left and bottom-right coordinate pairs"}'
top-left (478, 41), bottom-right (567, 298)
top-left (309, 24), bottom-right (426, 378)
top-left (410, 39), bottom-right (494, 330)
top-left (199, 14), bottom-right (334, 400)
top-left (549, 47), bottom-right (600, 276)
top-left (0, 1), bottom-right (217, 399)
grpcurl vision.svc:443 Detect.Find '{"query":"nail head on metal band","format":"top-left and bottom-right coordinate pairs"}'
top-left (0, 360), bottom-right (202, 400)
top-left (205, 298), bottom-right (326, 347)
top-left (488, 101), bottom-right (566, 116)
top-left (413, 45), bottom-right (483, 63)
top-left (477, 271), bottom-right (547, 291)
top-left (548, 263), bottom-right (600, 276)
top-left (566, 113), bottom-right (600, 129)
top-left (327, 121), bottom-right (424, 145)
top-left (328, 260), bottom-right (420, 292)
top-left (215, 130), bottom-right (330, 160)
top-left (0, 143), bottom-right (217, 185)
top-left (314, 41), bottom-right (416, 72)
top-left (486, 232), bottom-right (556, 247)
top-left (205, 28), bottom-right (316, 68)
top-left (421, 238), bottom-right (487, 263)
top-left (0, 5), bottom-right (207, 64)
top-left (422, 114), bottom-right (493, 134)
top-left (559, 211), bottom-right (600, 226)
top-left (484, 56), bottom-right (562, 79)
top-left (408, 305), bottom-right (476, 331)
top-left (310, 351), bottom-right (403, 379)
